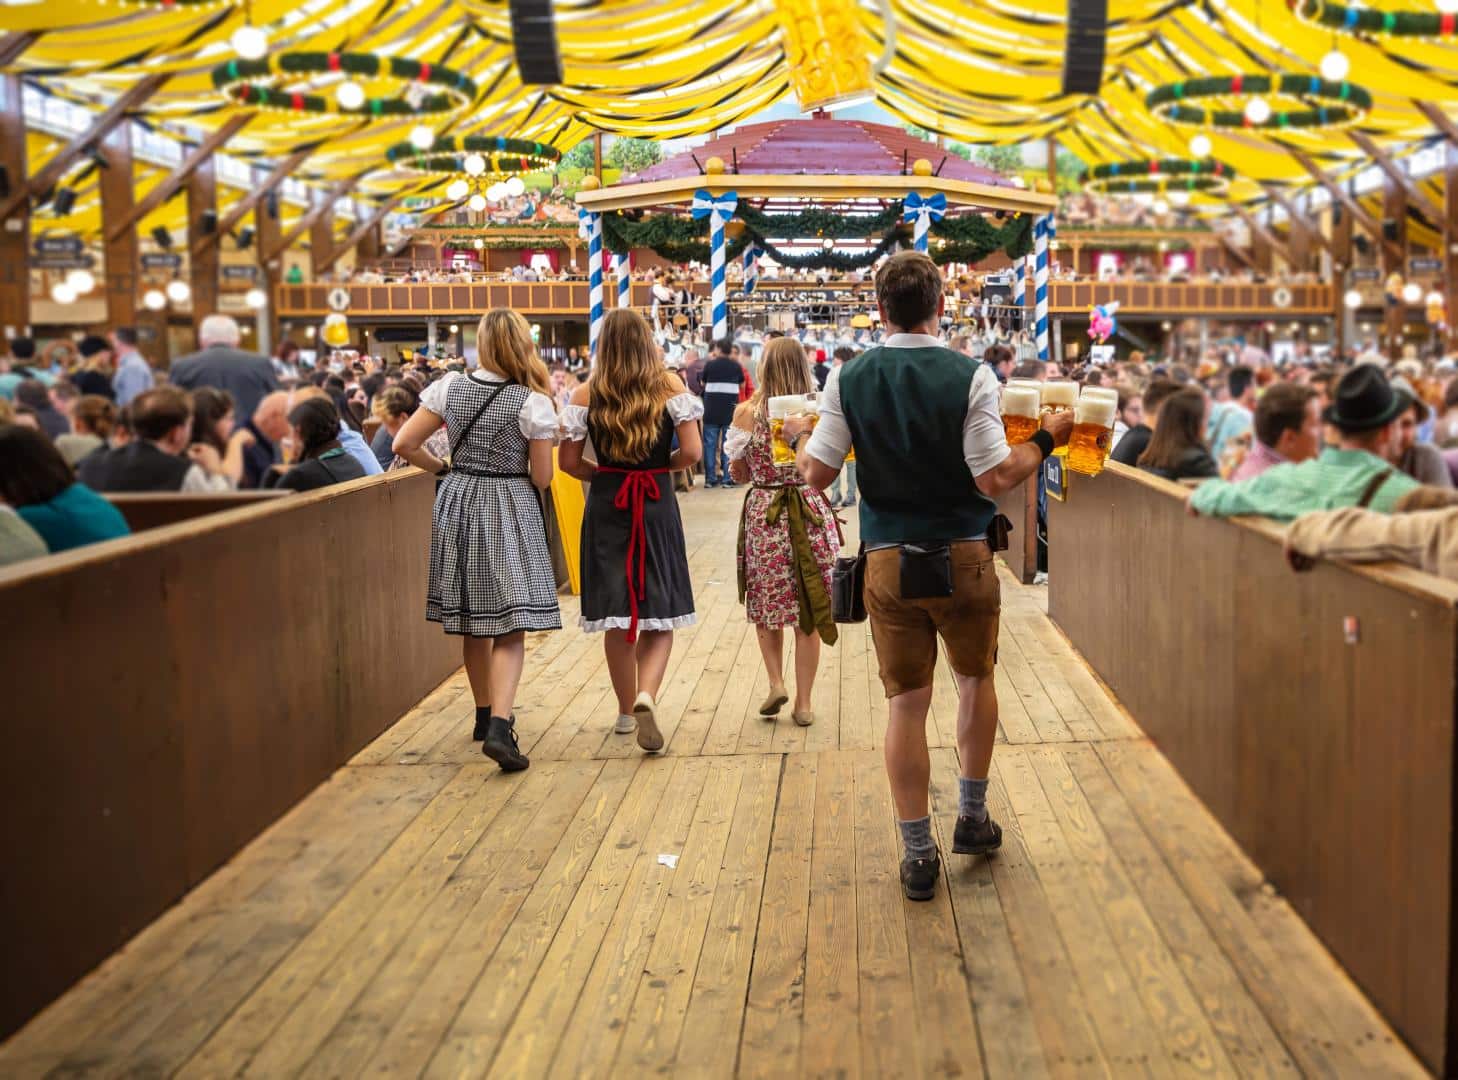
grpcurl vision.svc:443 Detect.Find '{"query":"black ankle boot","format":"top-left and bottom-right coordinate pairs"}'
top-left (472, 706), bottom-right (491, 742)
top-left (481, 716), bottom-right (529, 772)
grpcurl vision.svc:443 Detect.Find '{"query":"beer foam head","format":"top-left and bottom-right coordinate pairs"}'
top-left (1041, 380), bottom-right (1077, 407)
top-left (1002, 385), bottom-right (1040, 417)
top-left (1075, 395), bottom-right (1117, 427)
top-left (1080, 386), bottom-right (1119, 404)
top-left (769, 394), bottom-right (815, 419)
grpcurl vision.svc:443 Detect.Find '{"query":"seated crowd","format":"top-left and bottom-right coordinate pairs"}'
top-left (0, 313), bottom-right (469, 567)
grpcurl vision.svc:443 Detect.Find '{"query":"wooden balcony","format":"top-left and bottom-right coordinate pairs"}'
top-left (275, 279), bottom-right (1335, 320)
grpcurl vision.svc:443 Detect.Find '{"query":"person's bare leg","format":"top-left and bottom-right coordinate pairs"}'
top-left (487, 632), bottom-right (526, 719)
top-left (604, 630), bottom-right (638, 714)
top-left (954, 671), bottom-right (999, 781)
top-left (884, 686), bottom-right (934, 819)
top-left (756, 626), bottom-right (786, 691)
top-left (792, 629), bottom-right (820, 714)
top-left (634, 630), bottom-right (674, 702)
top-left (462, 636), bottom-right (494, 707)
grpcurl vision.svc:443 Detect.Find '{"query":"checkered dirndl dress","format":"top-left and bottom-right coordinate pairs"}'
top-left (426, 372), bottom-right (562, 637)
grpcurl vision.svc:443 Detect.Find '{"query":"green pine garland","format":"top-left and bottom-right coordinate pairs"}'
top-left (212, 51), bottom-right (477, 117)
top-left (1288, 0), bottom-right (1458, 37)
top-left (1146, 74), bottom-right (1372, 129)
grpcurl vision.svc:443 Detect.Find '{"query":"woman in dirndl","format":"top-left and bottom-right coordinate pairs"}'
top-left (558, 308), bottom-right (703, 753)
top-left (726, 337), bottom-right (840, 727)
top-left (393, 309), bottom-right (561, 773)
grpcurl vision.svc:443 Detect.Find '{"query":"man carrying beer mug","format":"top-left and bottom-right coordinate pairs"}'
top-left (783, 251), bottom-right (1073, 902)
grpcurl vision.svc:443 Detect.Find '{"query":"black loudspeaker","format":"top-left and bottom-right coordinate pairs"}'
top-left (0, 165), bottom-right (9, 199)
top-left (1332, 204), bottom-right (1343, 225)
top-left (51, 187), bottom-right (76, 216)
top-left (200, 209), bottom-right (218, 235)
top-left (508, 0), bottom-right (563, 84)
top-left (1354, 234), bottom-right (1371, 255)
top-left (1382, 218), bottom-right (1399, 242)
top-left (236, 225), bottom-right (255, 250)
top-left (265, 191), bottom-right (280, 219)
top-left (1062, 0), bottom-right (1108, 95)
top-left (152, 225), bottom-right (173, 250)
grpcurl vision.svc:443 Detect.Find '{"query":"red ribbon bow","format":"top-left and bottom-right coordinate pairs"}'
top-left (602, 468), bottom-right (667, 642)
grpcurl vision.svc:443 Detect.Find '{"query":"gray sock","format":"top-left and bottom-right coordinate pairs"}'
top-left (959, 777), bottom-right (989, 823)
top-left (898, 816), bottom-right (936, 860)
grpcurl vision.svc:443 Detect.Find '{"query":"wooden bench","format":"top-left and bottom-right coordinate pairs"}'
top-left (0, 470), bottom-right (459, 1040)
top-left (105, 490), bottom-right (292, 532)
top-left (1047, 461), bottom-right (1458, 1074)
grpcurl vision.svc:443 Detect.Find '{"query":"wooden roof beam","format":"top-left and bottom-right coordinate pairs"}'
top-left (1262, 185), bottom-right (1335, 256)
top-left (1415, 101), bottom-right (1458, 150)
top-left (387, 197), bottom-right (466, 256)
top-left (1349, 129), bottom-right (1442, 222)
top-left (1289, 148), bottom-right (1400, 262)
top-left (264, 172), bottom-right (365, 262)
top-left (1231, 203), bottom-right (1295, 268)
top-left (106, 112), bottom-right (253, 242)
top-left (0, 31), bottom-right (41, 67)
top-left (1217, 231), bottom-right (1257, 270)
top-left (0, 72), bottom-right (169, 223)
top-left (316, 194), bottom-right (407, 274)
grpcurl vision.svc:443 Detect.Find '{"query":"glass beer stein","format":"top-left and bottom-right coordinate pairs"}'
top-left (1041, 379), bottom-right (1077, 457)
top-left (769, 393), bottom-right (819, 466)
top-left (1067, 388), bottom-right (1118, 476)
top-left (1001, 383), bottom-right (1041, 445)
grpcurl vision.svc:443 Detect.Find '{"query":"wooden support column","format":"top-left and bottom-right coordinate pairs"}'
top-left (357, 221), bottom-right (381, 264)
top-left (99, 121), bottom-right (167, 364)
top-left (187, 154), bottom-right (218, 339)
top-left (1383, 172), bottom-right (1407, 357)
top-left (255, 181), bottom-right (283, 349)
top-left (0, 74), bottom-right (30, 338)
top-left (1249, 224), bottom-right (1273, 275)
top-left (1446, 143), bottom-right (1458, 350)
top-left (1333, 200), bottom-right (1354, 357)
top-left (309, 189), bottom-right (335, 279)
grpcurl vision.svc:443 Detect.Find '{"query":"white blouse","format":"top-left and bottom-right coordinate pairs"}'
top-left (724, 425), bottom-right (753, 460)
top-left (419, 371), bottom-right (559, 441)
top-left (559, 391), bottom-right (704, 443)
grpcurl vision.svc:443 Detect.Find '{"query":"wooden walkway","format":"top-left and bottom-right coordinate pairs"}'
top-left (0, 488), bottom-right (1425, 1078)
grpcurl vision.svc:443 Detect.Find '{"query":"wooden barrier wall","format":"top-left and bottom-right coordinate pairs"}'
top-left (105, 490), bottom-right (291, 532)
top-left (995, 474), bottom-right (1038, 585)
top-left (0, 470), bottom-right (460, 1039)
top-left (1047, 462), bottom-right (1458, 1074)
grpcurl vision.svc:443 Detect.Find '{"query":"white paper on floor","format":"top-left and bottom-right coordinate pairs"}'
top-left (657, 853), bottom-right (680, 869)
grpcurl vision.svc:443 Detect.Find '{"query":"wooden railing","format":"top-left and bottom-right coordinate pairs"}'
top-left (275, 280), bottom-right (1335, 320)
top-left (0, 470), bottom-right (459, 1039)
top-left (1046, 462), bottom-right (1458, 1074)
top-left (105, 490), bottom-right (291, 532)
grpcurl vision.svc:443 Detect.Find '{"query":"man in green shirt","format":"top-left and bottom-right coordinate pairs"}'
top-left (1190, 365), bottom-right (1419, 521)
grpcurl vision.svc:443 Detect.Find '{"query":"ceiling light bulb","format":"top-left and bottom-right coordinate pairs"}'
top-left (1152, 197), bottom-right (1170, 215)
top-left (448, 323), bottom-right (459, 333)
top-left (446, 179), bottom-right (469, 201)
top-left (65, 269), bottom-right (95, 293)
top-left (49, 282), bottom-right (76, 304)
top-left (505, 176), bottom-right (525, 197)
top-left (1168, 190), bottom-right (1191, 206)
top-left (166, 279), bottom-right (191, 303)
top-left (468, 193), bottom-right (487, 212)
top-left (1319, 49), bottom-right (1350, 82)
top-left (1439, 0), bottom-right (1458, 14)
top-left (463, 152), bottom-right (486, 176)
top-left (230, 24), bottom-right (268, 61)
top-left (1343, 288), bottom-right (1363, 309)
top-left (1402, 281), bottom-right (1423, 304)
top-left (1427, 290), bottom-right (1445, 307)
top-left (245, 287), bottom-right (267, 310)
top-left (143, 288), bottom-right (167, 311)
top-left (409, 125), bottom-right (435, 151)
top-left (335, 80), bottom-right (365, 111)
top-left (473, 238), bottom-right (484, 249)
top-left (1188, 133), bottom-right (1212, 158)
top-left (1244, 97), bottom-right (1272, 125)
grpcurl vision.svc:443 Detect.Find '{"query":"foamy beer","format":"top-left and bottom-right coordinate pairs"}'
top-left (1041, 380), bottom-right (1077, 457)
top-left (769, 393), bottom-right (818, 466)
top-left (1068, 389), bottom-right (1118, 476)
top-left (1001, 383), bottom-right (1040, 444)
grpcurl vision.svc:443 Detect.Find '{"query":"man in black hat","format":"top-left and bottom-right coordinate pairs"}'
top-left (1190, 365), bottom-right (1420, 521)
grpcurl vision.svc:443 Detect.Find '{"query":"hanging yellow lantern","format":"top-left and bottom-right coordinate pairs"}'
top-left (774, 0), bottom-right (895, 113)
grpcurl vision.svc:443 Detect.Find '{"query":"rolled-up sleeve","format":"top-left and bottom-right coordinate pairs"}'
top-left (963, 365), bottom-right (1011, 477)
top-left (804, 365), bottom-right (851, 470)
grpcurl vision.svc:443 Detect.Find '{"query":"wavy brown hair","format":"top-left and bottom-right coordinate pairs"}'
top-left (589, 308), bottom-right (679, 464)
top-left (748, 337), bottom-right (815, 418)
top-left (477, 308), bottom-right (554, 401)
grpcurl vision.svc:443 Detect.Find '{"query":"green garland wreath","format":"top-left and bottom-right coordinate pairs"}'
top-left (1287, 0), bottom-right (1458, 37)
top-left (1085, 158), bottom-right (1235, 196)
top-left (1146, 74), bottom-right (1371, 128)
top-left (211, 52), bottom-right (477, 117)
top-left (385, 135), bottom-right (560, 175)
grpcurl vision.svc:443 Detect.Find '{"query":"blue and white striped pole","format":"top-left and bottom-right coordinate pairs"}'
top-left (902, 192), bottom-right (947, 253)
top-left (692, 188), bottom-right (738, 341)
top-left (742, 244), bottom-right (763, 295)
top-left (613, 251), bottom-right (630, 308)
top-left (1012, 257), bottom-right (1025, 308)
top-left (586, 210), bottom-right (604, 357)
top-left (1034, 214), bottom-right (1054, 361)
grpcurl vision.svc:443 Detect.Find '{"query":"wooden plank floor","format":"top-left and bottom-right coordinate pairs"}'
top-left (0, 487), bottom-right (1426, 1078)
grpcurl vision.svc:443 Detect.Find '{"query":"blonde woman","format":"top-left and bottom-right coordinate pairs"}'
top-left (726, 337), bottom-right (840, 726)
top-left (559, 308), bottom-right (703, 752)
top-left (394, 309), bottom-right (561, 773)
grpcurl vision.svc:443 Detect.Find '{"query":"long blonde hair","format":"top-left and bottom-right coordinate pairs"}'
top-left (749, 337), bottom-right (815, 417)
top-left (590, 308), bottom-right (679, 463)
top-left (476, 309), bottom-right (554, 402)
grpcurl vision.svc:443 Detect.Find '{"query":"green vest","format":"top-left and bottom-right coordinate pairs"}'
top-left (837, 344), bottom-right (999, 544)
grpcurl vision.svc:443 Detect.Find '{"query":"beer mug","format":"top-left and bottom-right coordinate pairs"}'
top-left (1041, 380), bottom-right (1077, 457)
top-left (1001, 383), bottom-right (1040, 445)
top-left (769, 393), bottom-right (819, 466)
top-left (1068, 388), bottom-right (1118, 476)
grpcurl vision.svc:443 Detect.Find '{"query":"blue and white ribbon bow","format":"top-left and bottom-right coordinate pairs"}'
top-left (742, 244), bottom-right (764, 296)
top-left (692, 189), bottom-right (738, 341)
top-left (902, 191), bottom-right (947, 252)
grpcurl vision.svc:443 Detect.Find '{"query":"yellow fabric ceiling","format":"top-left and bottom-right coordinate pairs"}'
top-left (2, 0), bottom-right (1455, 213)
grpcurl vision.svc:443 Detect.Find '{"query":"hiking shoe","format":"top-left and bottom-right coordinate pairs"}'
top-left (481, 716), bottom-right (529, 772)
top-left (952, 814), bottom-right (1003, 856)
top-left (900, 847), bottom-right (942, 901)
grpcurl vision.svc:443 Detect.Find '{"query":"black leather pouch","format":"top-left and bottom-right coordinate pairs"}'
top-left (899, 543), bottom-right (954, 599)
